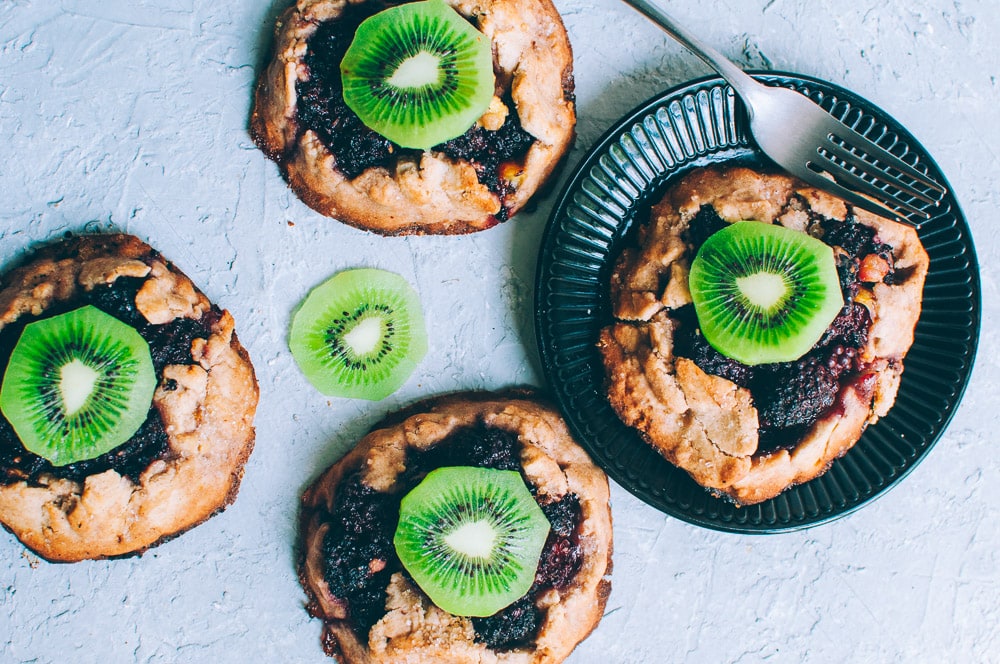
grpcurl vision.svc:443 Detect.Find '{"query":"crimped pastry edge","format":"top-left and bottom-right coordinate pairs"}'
top-left (0, 234), bottom-right (259, 562)
top-left (250, 0), bottom-right (576, 235)
top-left (299, 389), bottom-right (613, 664)
top-left (598, 166), bottom-right (929, 506)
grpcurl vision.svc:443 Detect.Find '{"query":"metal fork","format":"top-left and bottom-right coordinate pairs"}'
top-left (622, 0), bottom-right (946, 221)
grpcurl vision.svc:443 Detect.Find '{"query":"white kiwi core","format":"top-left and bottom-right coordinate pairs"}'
top-left (388, 52), bottom-right (442, 89)
top-left (444, 520), bottom-right (497, 559)
top-left (736, 272), bottom-right (789, 310)
top-left (59, 359), bottom-right (99, 417)
top-left (343, 317), bottom-right (384, 356)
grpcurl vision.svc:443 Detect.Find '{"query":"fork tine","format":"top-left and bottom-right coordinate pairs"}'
top-left (791, 163), bottom-right (921, 221)
top-left (827, 123), bottom-right (946, 194)
top-left (821, 139), bottom-right (938, 205)
top-left (809, 153), bottom-right (930, 219)
top-left (790, 166), bottom-right (895, 218)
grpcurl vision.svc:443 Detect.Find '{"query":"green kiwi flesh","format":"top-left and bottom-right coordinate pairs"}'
top-left (288, 268), bottom-right (426, 400)
top-left (339, 0), bottom-right (494, 150)
top-left (0, 305), bottom-right (157, 466)
top-left (688, 221), bottom-right (844, 365)
top-left (393, 466), bottom-right (551, 617)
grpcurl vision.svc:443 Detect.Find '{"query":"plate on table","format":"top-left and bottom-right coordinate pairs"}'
top-left (534, 72), bottom-right (980, 533)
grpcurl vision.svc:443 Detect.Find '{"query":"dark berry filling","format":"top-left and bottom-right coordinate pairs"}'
top-left (320, 473), bottom-right (400, 632)
top-left (818, 215), bottom-right (894, 265)
top-left (685, 204), bottom-right (729, 250)
top-left (317, 423), bottom-right (584, 649)
top-left (0, 275), bottom-right (220, 485)
top-left (671, 306), bottom-right (753, 388)
top-left (534, 493), bottom-right (584, 590)
top-left (296, 2), bottom-right (393, 180)
top-left (675, 205), bottom-right (890, 453)
top-left (435, 114), bottom-right (536, 210)
top-left (404, 423), bottom-right (522, 475)
top-left (472, 595), bottom-right (540, 650)
top-left (295, 1), bottom-right (535, 219)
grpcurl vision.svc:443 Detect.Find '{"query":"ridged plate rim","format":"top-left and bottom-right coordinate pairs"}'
top-left (534, 72), bottom-right (981, 533)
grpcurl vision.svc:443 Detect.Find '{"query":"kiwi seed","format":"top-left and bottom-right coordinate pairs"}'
top-left (688, 221), bottom-right (844, 365)
top-left (0, 305), bottom-right (157, 466)
top-left (288, 268), bottom-right (426, 400)
top-left (393, 466), bottom-right (551, 617)
top-left (339, 0), bottom-right (495, 150)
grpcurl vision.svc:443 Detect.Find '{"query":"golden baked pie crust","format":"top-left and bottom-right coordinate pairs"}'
top-left (0, 234), bottom-right (258, 562)
top-left (299, 391), bottom-right (612, 663)
top-left (598, 167), bottom-right (929, 506)
top-left (251, 0), bottom-right (576, 235)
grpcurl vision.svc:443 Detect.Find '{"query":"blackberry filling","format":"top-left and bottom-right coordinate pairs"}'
top-left (671, 306), bottom-right (753, 389)
top-left (0, 276), bottom-right (220, 485)
top-left (318, 424), bottom-right (584, 649)
top-left (684, 204), bottom-right (729, 251)
top-left (472, 596), bottom-right (540, 650)
top-left (819, 214), bottom-right (894, 264)
top-left (296, 2), bottom-right (393, 179)
top-left (435, 113), bottom-right (536, 215)
top-left (320, 472), bottom-right (400, 633)
top-left (672, 206), bottom-right (885, 453)
top-left (295, 0), bottom-right (535, 216)
top-left (534, 493), bottom-right (584, 590)
top-left (404, 423), bottom-right (521, 474)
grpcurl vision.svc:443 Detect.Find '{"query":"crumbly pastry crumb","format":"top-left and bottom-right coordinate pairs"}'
top-left (0, 234), bottom-right (258, 562)
top-left (299, 390), bottom-right (612, 663)
top-left (598, 167), bottom-right (929, 506)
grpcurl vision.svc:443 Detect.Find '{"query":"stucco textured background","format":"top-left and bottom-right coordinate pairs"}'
top-left (1, 0), bottom-right (997, 661)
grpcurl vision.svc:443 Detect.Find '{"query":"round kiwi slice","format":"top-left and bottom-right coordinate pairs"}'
top-left (339, 0), bottom-right (494, 150)
top-left (288, 268), bottom-right (426, 401)
top-left (0, 305), bottom-right (157, 467)
top-left (688, 221), bottom-right (844, 365)
top-left (393, 466), bottom-right (551, 617)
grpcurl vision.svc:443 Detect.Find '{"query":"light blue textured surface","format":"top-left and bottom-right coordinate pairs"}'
top-left (1, 0), bottom-right (997, 661)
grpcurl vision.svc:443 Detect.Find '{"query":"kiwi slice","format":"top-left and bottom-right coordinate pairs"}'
top-left (288, 268), bottom-right (426, 400)
top-left (688, 221), bottom-right (844, 365)
top-left (393, 466), bottom-right (550, 617)
top-left (0, 305), bottom-right (157, 466)
top-left (339, 0), bottom-right (494, 150)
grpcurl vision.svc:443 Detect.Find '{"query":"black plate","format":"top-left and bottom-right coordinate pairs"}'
top-left (534, 73), bottom-right (981, 533)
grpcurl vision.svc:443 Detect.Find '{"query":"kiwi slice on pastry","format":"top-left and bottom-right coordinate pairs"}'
top-left (340, 0), bottom-right (495, 149)
top-left (0, 305), bottom-right (156, 467)
top-left (393, 465), bottom-right (551, 617)
top-left (689, 220), bottom-right (843, 365)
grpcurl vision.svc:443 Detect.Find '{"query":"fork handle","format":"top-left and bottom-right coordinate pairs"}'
top-left (622, 0), bottom-right (767, 109)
